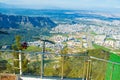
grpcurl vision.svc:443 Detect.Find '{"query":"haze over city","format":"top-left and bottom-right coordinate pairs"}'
top-left (0, 0), bottom-right (120, 10)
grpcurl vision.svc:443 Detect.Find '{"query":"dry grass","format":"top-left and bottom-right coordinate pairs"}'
top-left (0, 74), bottom-right (16, 80)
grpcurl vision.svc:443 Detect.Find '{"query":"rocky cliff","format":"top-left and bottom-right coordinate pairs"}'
top-left (0, 13), bottom-right (56, 29)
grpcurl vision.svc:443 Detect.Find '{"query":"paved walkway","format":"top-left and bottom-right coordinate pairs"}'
top-left (21, 76), bottom-right (82, 80)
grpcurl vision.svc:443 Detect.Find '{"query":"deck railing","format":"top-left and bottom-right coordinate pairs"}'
top-left (0, 50), bottom-right (120, 80)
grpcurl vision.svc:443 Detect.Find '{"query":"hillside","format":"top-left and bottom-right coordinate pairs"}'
top-left (0, 13), bottom-right (56, 29)
top-left (0, 13), bottom-right (57, 46)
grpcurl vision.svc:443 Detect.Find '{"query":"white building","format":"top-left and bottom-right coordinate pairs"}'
top-left (94, 35), bottom-right (106, 45)
top-left (115, 41), bottom-right (120, 49)
top-left (103, 40), bottom-right (115, 48)
top-left (112, 35), bottom-right (120, 40)
top-left (52, 35), bottom-right (67, 43)
top-left (28, 40), bottom-right (42, 47)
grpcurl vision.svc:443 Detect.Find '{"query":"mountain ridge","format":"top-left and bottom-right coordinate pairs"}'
top-left (0, 13), bottom-right (56, 29)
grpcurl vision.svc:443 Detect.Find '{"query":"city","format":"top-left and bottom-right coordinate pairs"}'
top-left (0, 0), bottom-right (120, 80)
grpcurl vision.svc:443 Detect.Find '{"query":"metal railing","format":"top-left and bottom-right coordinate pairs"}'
top-left (0, 50), bottom-right (120, 80)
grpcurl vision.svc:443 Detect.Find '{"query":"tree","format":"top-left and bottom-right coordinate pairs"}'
top-left (12, 35), bottom-right (22, 50)
top-left (12, 35), bottom-right (28, 74)
top-left (0, 60), bottom-right (8, 72)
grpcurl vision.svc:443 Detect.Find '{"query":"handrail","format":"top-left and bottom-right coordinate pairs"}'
top-left (90, 56), bottom-right (120, 65)
top-left (0, 50), bottom-right (87, 56)
top-left (0, 50), bottom-right (120, 80)
top-left (0, 50), bottom-right (119, 65)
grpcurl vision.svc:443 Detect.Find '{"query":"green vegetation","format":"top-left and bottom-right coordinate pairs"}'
top-left (0, 27), bottom-right (52, 47)
top-left (27, 61), bottom-right (41, 75)
top-left (25, 46), bottom-right (53, 53)
top-left (113, 49), bottom-right (120, 52)
top-left (106, 53), bottom-right (120, 80)
top-left (106, 38), bottom-right (116, 41)
top-left (44, 48), bottom-right (110, 79)
top-left (90, 31), bottom-right (97, 35)
top-left (0, 60), bottom-right (8, 72)
top-left (60, 46), bottom-right (71, 78)
top-left (0, 51), bottom-right (14, 73)
top-left (25, 46), bottom-right (42, 52)
top-left (1, 44), bottom-right (119, 80)
top-left (87, 49), bottom-right (110, 80)
top-left (93, 43), bottom-right (111, 52)
top-left (12, 35), bottom-right (28, 74)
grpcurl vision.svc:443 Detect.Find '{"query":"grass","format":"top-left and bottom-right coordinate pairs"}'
top-left (113, 49), bottom-right (120, 52)
top-left (106, 38), bottom-right (116, 41)
top-left (90, 31), bottom-right (97, 35)
top-left (93, 43), bottom-right (111, 52)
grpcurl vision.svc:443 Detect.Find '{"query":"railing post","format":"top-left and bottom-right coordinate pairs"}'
top-left (19, 50), bottom-right (22, 76)
top-left (61, 56), bottom-right (64, 80)
top-left (110, 63), bottom-right (114, 80)
top-left (41, 54), bottom-right (44, 79)
top-left (41, 41), bottom-right (45, 79)
top-left (86, 60), bottom-right (89, 80)
top-left (86, 60), bottom-right (91, 80)
top-left (88, 60), bottom-right (92, 80)
top-left (82, 56), bottom-right (87, 80)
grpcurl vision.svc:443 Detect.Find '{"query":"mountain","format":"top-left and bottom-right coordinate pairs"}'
top-left (0, 13), bottom-right (57, 46)
top-left (0, 13), bottom-right (56, 29)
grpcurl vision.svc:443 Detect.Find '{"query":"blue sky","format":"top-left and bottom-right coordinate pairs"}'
top-left (0, 0), bottom-right (120, 10)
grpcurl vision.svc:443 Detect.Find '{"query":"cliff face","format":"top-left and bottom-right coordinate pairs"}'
top-left (0, 13), bottom-right (56, 29)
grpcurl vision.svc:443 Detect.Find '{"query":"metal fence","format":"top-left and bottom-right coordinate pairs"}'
top-left (0, 50), bottom-right (120, 80)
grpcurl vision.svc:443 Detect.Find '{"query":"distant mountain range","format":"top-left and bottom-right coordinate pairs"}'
top-left (0, 13), bottom-right (57, 46)
top-left (0, 13), bottom-right (56, 29)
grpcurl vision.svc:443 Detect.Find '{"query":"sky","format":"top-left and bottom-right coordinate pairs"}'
top-left (0, 0), bottom-right (120, 10)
